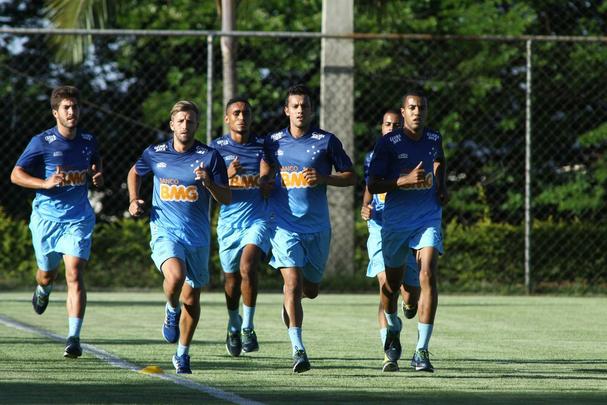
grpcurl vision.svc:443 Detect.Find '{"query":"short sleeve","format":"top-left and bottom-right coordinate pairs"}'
top-left (368, 137), bottom-right (393, 179)
top-left (15, 136), bottom-right (44, 173)
top-left (363, 152), bottom-right (373, 183)
top-left (435, 132), bottom-right (445, 161)
top-left (209, 150), bottom-right (229, 186)
top-left (134, 147), bottom-right (153, 176)
top-left (262, 136), bottom-right (276, 166)
top-left (327, 135), bottom-right (353, 172)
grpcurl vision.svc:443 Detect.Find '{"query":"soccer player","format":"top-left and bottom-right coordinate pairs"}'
top-left (361, 109), bottom-right (421, 372)
top-left (210, 98), bottom-right (270, 357)
top-left (368, 90), bottom-right (448, 372)
top-left (127, 100), bottom-right (230, 374)
top-left (10, 85), bottom-right (103, 358)
top-left (260, 84), bottom-right (356, 373)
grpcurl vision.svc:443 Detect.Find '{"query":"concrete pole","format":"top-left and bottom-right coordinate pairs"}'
top-left (321, 0), bottom-right (355, 275)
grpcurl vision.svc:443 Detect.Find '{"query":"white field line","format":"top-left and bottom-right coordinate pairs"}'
top-left (0, 315), bottom-right (265, 405)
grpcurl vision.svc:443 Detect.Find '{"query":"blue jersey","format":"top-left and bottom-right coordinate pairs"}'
top-left (263, 127), bottom-right (353, 233)
top-left (210, 134), bottom-right (268, 229)
top-left (15, 126), bottom-right (100, 222)
top-left (135, 139), bottom-right (229, 247)
top-left (368, 128), bottom-right (444, 231)
top-left (364, 150), bottom-right (386, 226)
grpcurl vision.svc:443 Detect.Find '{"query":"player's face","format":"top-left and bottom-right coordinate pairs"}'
top-left (285, 94), bottom-right (312, 131)
top-left (381, 112), bottom-right (401, 136)
top-left (401, 96), bottom-right (427, 133)
top-left (170, 110), bottom-right (199, 146)
top-left (53, 98), bottom-right (79, 129)
top-left (225, 101), bottom-right (252, 135)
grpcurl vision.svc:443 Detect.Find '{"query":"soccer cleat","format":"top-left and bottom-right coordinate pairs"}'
top-left (162, 307), bottom-right (181, 344)
top-left (63, 336), bottom-right (82, 358)
top-left (292, 349), bottom-right (311, 373)
top-left (402, 302), bottom-right (418, 320)
top-left (281, 305), bottom-right (289, 328)
top-left (172, 353), bottom-right (192, 374)
top-left (241, 328), bottom-right (259, 353)
top-left (382, 354), bottom-right (399, 372)
top-left (383, 318), bottom-right (402, 363)
top-left (226, 331), bottom-right (242, 357)
top-left (411, 348), bottom-right (434, 372)
top-left (32, 288), bottom-right (50, 315)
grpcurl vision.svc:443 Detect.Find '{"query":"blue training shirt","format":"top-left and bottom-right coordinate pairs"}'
top-left (135, 139), bottom-right (229, 247)
top-left (15, 126), bottom-right (100, 222)
top-left (263, 127), bottom-right (353, 233)
top-left (363, 150), bottom-right (386, 227)
top-left (210, 134), bottom-right (268, 229)
top-left (368, 128), bottom-right (444, 231)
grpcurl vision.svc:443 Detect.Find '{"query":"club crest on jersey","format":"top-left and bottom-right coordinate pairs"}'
top-left (45, 135), bottom-right (57, 144)
top-left (389, 134), bottom-right (401, 144)
top-left (195, 146), bottom-right (207, 155)
top-left (154, 144), bottom-right (168, 152)
top-left (311, 132), bottom-right (325, 140)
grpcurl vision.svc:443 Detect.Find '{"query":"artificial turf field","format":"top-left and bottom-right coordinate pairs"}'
top-left (0, 292), bottom-right (605, 404)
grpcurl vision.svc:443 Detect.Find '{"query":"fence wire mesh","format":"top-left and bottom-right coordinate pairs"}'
top-left (1, 30), bottom-right (606, 290)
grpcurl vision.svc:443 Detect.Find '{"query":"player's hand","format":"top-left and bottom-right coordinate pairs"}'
top-left (302, 167), bottom-right (324, 186)
top-left (129, 198), bottom-right (145, 217)
top-left (397, 161), bottom-right (425, 188)
top-left (259, 175), bottom-right (274, 198)
top-left (361, 204), bottom-right (373, 221)
top-left (43, 165), bottom-right (65, 189)
top-left (227, 157), bottom-right (242, 179)
top-left (194, 162), bottom-right (211, 187)
top-left (437, 184), bottom-right (449, 205)
top-left (90, 164), bottom-right (104, 188)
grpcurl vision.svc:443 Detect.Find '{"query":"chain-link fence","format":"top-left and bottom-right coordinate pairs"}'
top-left (1, 29), bottom-right (606, 291)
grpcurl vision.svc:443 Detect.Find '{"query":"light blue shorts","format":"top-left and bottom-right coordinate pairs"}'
top-left (29, 210), bottom-right (94, 271)
top-left (366, 221), bottom-right (420, 287)
top-left (151, 238), bottom-right (210, 288)
top-left (217, 221), bottom-right (271, 273)
top-left (269, 226), bottom-right (331, 284)
top-left (381, 223), bottom-right (444, 268)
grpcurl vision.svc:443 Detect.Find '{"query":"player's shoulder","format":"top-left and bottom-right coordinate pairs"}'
top-left (267, 128), bottom-right (286, 143)
top-left (31, 127), bottom-right (60, 145)
top-left (310, 127), bottom-right (333, 141)
top-left (210, 135), bottom-right (230, 149)
top-left (146, 140), bottom-right (171, 155)
top-left (382, 129), bottom-right (404, 146)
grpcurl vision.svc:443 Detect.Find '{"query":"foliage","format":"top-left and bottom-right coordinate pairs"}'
top-left (0, 208), bottom-right (36, 289)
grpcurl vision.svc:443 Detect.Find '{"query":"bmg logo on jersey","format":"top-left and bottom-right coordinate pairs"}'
top-left (60, 170), bottom-right (88, 186)
top-left (280, 171), bottom-right (311, 189)
top-left (229, 174), bottom-right (260, 189)
top-left (159, 178), bottom-right (198, 202)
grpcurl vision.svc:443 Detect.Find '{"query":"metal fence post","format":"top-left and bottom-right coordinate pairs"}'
top-left (525, 39), bottom-right (533, 294)
top-left (206, 34), bottom-right (214, 145)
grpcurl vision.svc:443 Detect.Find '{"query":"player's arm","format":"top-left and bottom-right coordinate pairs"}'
top-left (361, 186), bottom-right (373, 221)
top-left (434, 157), bottom-right (449, 205)
top-left (194, 156), bottom-right (232, 205)
top-left (204, 180), bottom-right (232, 205)
top-left (259, 157), bottom-right (275, 198)
top-left (368, 163), bottom-right (425, 194)
top-left (10, 165), bottom-right (64, 190)
top-left (127, 165), bottom-right (145, 217)
top-left (90, 158), bottom-right (104, 188)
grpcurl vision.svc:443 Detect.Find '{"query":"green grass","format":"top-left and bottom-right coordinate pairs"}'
top-left (1, 292), bottom-right (606, 404)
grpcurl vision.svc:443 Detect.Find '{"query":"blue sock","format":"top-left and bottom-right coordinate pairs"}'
top-left (288, 327), bottom-right (305, 354)
top-left (416, 323), bottom-right (434, 350)
top-left (380, 327), bottom-right (387, 346)
top-left (166, 302), bottom-right (179, 313)
top-left (177, 343), bottom-right (189, 357)
top-left (37, 284), bottom-right (52, 296)
top-left (228, 309), bottom-right (241, 333)
top-left (68, 317), bottom-right (83, 337)
top-left (384, 311), bottom-right (400, 332)
top-left (242, 304), bottom-right (255, 330)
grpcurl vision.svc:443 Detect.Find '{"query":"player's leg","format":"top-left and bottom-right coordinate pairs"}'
top-left (410, 225), bottom-right (443, 372)
top-left (401, 251), bottom-right (421, 319)
top-left (29, 212), bottom-right (61, 315)
top-left (217, 225), bottom-right (243, 356)
top-left (376, 271), bottom-right (400, 372)
top-left (160, 258), bottom-right (186, 344)
top-left (172, 283), bottom-right (201, 374)
top-left (62, 255), bottom-right (87, 358)
top-left (280, 267), bottom-right (310, 373)
top-left (32, 268), bottom-right (58, 314)
top-left (239, 243), bottom-right (263, 353)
